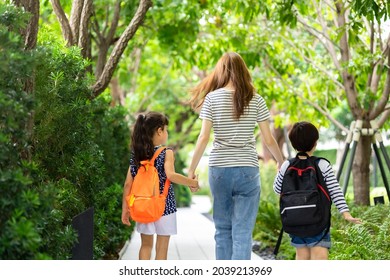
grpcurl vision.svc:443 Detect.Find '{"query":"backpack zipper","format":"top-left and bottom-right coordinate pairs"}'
top-left (281, 204), bottom-right (316, 214)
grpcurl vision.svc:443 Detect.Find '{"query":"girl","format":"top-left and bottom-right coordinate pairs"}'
top-left (121, 112), bottom-right (199, 260)
top-left (188, 52), bottom-right (284, 260)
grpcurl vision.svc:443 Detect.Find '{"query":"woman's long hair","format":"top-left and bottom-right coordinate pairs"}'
top-left (131, 112), bottom-right (169, 166)
top-left (190, 52), bottom-right (255, 119)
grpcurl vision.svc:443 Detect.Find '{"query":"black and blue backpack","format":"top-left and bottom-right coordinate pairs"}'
top-left (274, 152), bottom-right (332, 255)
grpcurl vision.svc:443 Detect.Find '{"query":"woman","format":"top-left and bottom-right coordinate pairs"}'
top-left (188, 52), bottom-right (284, 260)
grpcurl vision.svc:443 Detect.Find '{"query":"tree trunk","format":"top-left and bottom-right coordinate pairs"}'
top-left (91, 0), bottom-right (152, 98)
top-left (12, 0), bottom-right (40, 161)
top-left (110, 77), bottom-right (125, 106)
top-left (70, 0), bottom-right (84, 44)
top-left (352, 134), bottom-right (372, 205)
top-left (95, 41), bottom-right (109, 78)
top-left (78, 0), bottom-right (92, 57)
top-left (50, 0), bottom-right (74, 45)
top-left (12, 0), bottom-right (39, 50)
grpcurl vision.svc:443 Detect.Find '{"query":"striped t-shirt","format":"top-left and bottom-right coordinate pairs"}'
top-left (273, 158), bottom-right (349, 213)
top-left (199, 88), bottom-right (270, 167)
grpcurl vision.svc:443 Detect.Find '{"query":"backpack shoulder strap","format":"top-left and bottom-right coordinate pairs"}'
top-left (310, 156), bottom-right (331, 198)
top-left (310, 155), bottom-right (330, 164)
top-left (150, 146), bottom-right (166, 164)
top-left (151, 146), bottom-right (171, 196)
top-left (162, 178), bottom-right (170, 197)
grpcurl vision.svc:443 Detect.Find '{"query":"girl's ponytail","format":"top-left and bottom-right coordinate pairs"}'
top-left (131, 112), bottom-right (169, 166)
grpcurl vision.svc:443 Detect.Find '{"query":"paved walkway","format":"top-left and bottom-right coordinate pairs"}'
top-left (119, 195), bottom-right (262, 260)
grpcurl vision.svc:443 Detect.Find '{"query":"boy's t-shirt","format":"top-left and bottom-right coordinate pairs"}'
top-left (273, 158), bottom-right (349, 213)
top-left (130, 147), bottom-right (177, 217)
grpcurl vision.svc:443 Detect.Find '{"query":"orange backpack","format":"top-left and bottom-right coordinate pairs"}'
top-left (126, 147), bottom-right (170, 223)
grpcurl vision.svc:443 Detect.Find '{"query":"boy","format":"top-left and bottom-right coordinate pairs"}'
top-left (273, 121), bottom-right (361, 260)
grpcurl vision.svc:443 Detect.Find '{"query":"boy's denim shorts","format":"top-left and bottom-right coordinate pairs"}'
top-left (289, 229), bottom-right (331, 249)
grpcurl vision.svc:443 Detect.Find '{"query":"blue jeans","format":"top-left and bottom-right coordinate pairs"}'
top-left (209, 166), bottom-right (261, 260)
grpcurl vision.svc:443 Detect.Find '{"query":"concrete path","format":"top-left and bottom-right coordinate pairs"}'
top-left (119, 195), bottom-right (262, 260)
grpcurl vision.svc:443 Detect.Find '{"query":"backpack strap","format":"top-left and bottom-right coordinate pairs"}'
top-left (309, 156), bottom-right (331, 197)
top-left (162, 177), bottom-right (170, 197)
top-left (150, 146), bottom-right (171, 197)
top-left (139, 147), bottom-right (166, 172)
top-left (309, 156), bottom-right (332, 232)
top-left (273, 227), bottom-right (284, 257)
top-left (150, 146), bottom-right (166, 164)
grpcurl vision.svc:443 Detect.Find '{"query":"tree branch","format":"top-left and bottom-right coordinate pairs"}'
top-left (91, 0), bottom-right (153, 99)
top-left (128, 45), bottom-right (146, 97)
top-left (50, 0), bottom-right (74, 45)
top-left (323, 0), bottom-right (336, 12)
top-left (274, 30), bottom-right (344, 90)
top-left (69, 0), bottom-right (84, 45)
top-left (367, 20), bottom-right (376, 91)
top-left (377, 105), bottom-right (390, 128)
top-left (378, 22), bottom-right (384, 51)
top-left (78, 0), bottom-right (92, 57)
top-left (334, 1), bottom-right (350, 62)
top-left (376, 34), bottom-right (390, 63)
top-left (370, 55), bottom-right (390, 120)
top-left (107, 0), bottom-right (121, 44)
top-left (313, 0), bottom-right (340, 71)
top-left (334, 0), bottom-right (362, 119)
top-left (297, 14), bottom-right (341, 71)
top-left (265, 59), bottom-right (348, 133)
top-left (21, 0), bottom-right (40, 50)
top-left (369, 27), bottom-right (390, 94)
top-left (91, 17), bottom-right (103, 45)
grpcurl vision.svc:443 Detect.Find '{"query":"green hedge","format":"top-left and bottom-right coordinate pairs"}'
top-left (0, 4), bottom-right (132, 259)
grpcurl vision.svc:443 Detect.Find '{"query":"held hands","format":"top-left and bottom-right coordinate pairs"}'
top-left (188, 172), bottom-right (200, 193)
top-left (342, 212), bottom-right (362, 224)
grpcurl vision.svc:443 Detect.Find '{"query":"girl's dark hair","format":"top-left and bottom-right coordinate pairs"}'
top-left (288, 121), bottom-right (319, 152)
top-left (131, 112), bottom-right (169, 166)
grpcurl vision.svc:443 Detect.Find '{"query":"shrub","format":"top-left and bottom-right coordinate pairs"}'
top-left (1, 3), bottom-right (132, 259)
top-left (0, 4), bottom-right (55, 259)
top-left (33, 40), bottom-right (131, 258)
top-left (330, 204), bottom-right (390, 260)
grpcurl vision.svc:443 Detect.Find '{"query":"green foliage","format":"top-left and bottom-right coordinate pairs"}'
top-left (254, 161), bottom-right (295, 259)
top-left (32, 36), bottom-right (131, 259)
top-left (351, 0), bottom-right (389, 22)
top-left (94, 183), bottom-right (133, 259)
top-left (0, 3), bottom-right (53, 259)
top-left (1, 3), bottom-right (131, 259)
top-left (331, 204), bottom-right (390, 260)
top-left (152, 0), bottom-right (202, 57)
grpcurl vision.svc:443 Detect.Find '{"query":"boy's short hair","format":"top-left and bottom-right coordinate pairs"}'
top-left (288, 121), bottom-right (319, 152)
